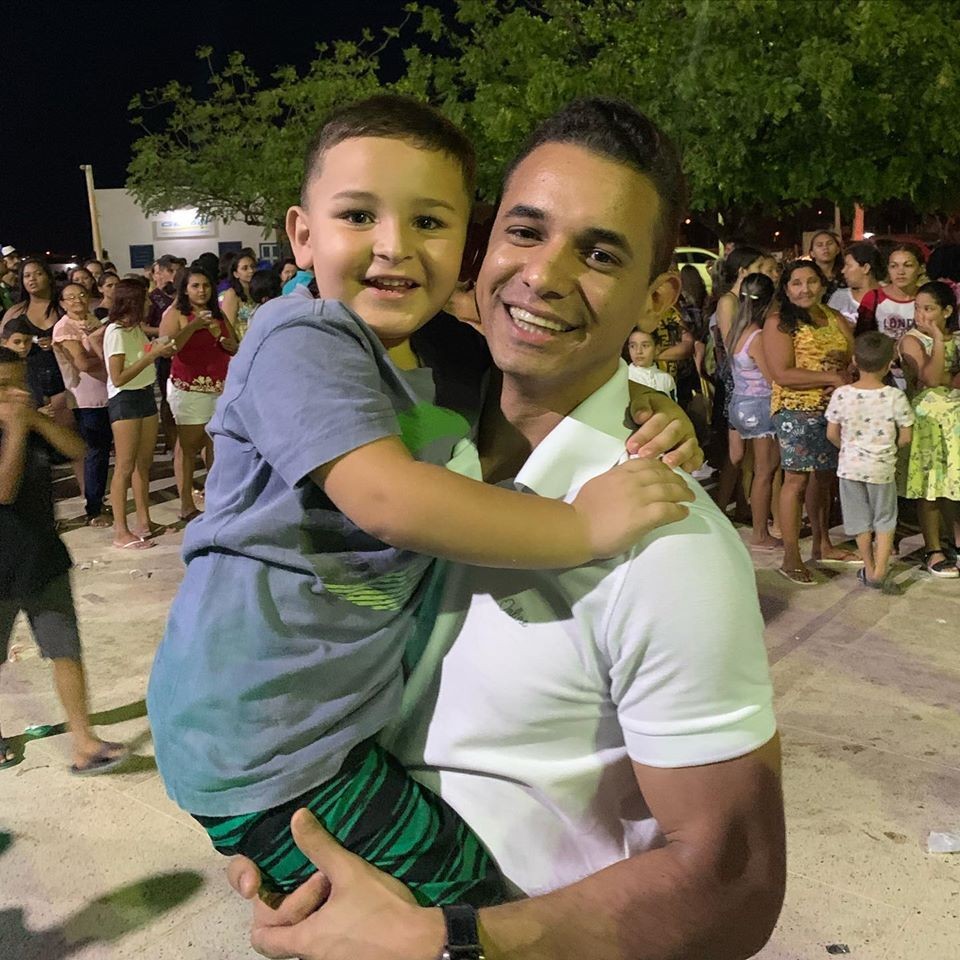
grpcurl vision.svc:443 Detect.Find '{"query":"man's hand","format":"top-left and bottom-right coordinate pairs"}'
top-left (626, 383), bottom-right (703, 471)
top-left (573, 457), bottom-right (694, 559)
top-left (227, 809), bottom-right (444, 960)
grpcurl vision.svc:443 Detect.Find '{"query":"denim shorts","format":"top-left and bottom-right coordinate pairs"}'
top-left (728, 394), bottom-right (775, 440)
top-left (108, 385), bottom-right (158, 423)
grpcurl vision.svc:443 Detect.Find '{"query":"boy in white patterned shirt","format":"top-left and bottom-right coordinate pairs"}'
top-left (826, 332), bottom-right (914, 593)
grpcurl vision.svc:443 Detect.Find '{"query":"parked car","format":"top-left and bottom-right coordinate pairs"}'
top-left (675, 246), bottom-right (719, 293)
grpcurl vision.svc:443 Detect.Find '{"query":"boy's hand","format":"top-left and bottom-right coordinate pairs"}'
top-left (573, 457), bottom-right (694, 559)
top-left (625, 383), bottom-right (703, 471)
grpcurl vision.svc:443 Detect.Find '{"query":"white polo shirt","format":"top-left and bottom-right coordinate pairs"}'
top-left (382, 362), bottom-right (776, 897)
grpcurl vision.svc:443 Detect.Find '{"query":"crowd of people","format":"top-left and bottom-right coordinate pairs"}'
top-left (628, 233), bottom-right (960, 589)
top-left (0, 89), bottom-right (958, 960)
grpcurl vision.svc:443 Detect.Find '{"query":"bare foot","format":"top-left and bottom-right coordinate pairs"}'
top-left (86, 515), bottom-right (111, 528)
top-left (812, 546), bottom-right (860, 563)
top-left (749, 536), bottom-right (783, 551)
top-left (71, 739), bottom-right (128, 775)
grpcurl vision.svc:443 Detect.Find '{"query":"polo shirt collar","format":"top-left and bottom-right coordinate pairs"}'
top-left (513, 361), bottom-right (631, 501)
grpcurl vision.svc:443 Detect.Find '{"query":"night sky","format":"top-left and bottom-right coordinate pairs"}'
top-left (4, 0), bottom-right (438, 258)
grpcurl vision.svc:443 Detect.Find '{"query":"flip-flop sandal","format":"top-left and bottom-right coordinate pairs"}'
top-left (177, 510), bottom-right (202, 523)
top-left (856, 569), bottom-right (883, 590)
top-left (814, 552), bottom-right (863, 566)
top-left (112, 538), bottom-right (155, 550)
top-left (776, 566), bottom-right (818, 586)
top-left (0, 737), bottom-right (21, 770)
top-left (749, 540), bottom-right (784, 552)
top-left (132, 523), bottom-right (167, 540)
top-left (70, 743), bottom-right (129, 776)
top-left (86, 516), bottom-right (111, 528)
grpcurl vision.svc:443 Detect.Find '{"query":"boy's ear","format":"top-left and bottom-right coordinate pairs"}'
top-left (444, 281), bottom-right (484, 338)
top-left (285, 206), bottom-right (313, 271)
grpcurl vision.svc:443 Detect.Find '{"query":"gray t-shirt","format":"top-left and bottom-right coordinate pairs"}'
top-left (147, 296), bottom-right (472, 816)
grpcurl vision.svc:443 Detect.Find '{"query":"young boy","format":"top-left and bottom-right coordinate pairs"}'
top-left (147, 96), bottom-right (695, 905)
top-left (826, 332), bottom-right (914, 593)
top-left (1, 316), bottom-right (48, 410)
top-left (0, 347), bottom-right (127, 773)
top-left (627, 326), bottom-right (677, 400)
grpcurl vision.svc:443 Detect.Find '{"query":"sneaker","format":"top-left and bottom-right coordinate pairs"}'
top-left (923, 551), bottom-right (960, 579)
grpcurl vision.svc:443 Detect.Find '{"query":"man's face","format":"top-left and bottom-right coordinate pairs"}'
top-left (287, 136), bottom-right (471, 346)
top-left (3, 254), bottom-right (20, 273)
top-left (475, 143), bottom-right (678, 403)
top-left (1, 333), bottom-right (32, 359)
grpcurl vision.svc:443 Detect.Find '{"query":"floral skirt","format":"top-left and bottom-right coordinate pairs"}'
top-left (901, 387), bottom-right (960, 501)
top-left (773, 409), bottom-right (838, 473)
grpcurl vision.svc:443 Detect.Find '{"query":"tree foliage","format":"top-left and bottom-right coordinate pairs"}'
top-left (127, 0), bottom-right (960, 231)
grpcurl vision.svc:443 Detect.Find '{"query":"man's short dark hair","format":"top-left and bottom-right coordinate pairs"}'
top-left (300, 94), bottom-right (476, 205)
top-left (502, 97), bottom-right (688, 278)
top-left (854, 331), bottom-right (895, 373)
top-left (0, 345), bottom-right (23, 364)
top-left (1, 315), bottom-right (33, 340)
top-left (156, 254), bottom-right (184, 270)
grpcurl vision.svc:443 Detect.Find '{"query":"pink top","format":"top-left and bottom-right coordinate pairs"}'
top-left (170, 313), bottom-right (231, 394)
top-left (52, 316), bottom-right (108, 408)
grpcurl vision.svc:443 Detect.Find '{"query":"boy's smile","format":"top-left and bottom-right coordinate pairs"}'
top-left (287, 136), bottom-right (470, 347)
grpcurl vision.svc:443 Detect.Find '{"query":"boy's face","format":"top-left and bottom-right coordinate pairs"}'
top-left (628, 331), bottom-right (657, 367)
top-left (287, 136), bottom-right (471, 346)
top-left (1, 332), bottom-right (32, 359)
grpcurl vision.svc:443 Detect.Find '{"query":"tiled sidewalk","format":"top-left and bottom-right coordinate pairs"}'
top-left (1, 494), bottom-right (958, 959)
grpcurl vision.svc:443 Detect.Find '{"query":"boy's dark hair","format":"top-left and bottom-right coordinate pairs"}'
top-left (1, 315), bottom-right (34, 339)
top-left (502, 97), bottom-right (688, 278)
top-left (250, 268), bottom-right (281, 304)
top-left (300, 94), bottom-right (476, 204)
top-left (0, 345), bottom-right (23, 363)
top-left (854, 331), bottom-right (895, 373)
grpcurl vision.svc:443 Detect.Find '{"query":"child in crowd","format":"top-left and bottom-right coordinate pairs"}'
top-left (627, 327), bottom-right (677, 399)
top-left (898, 281), bottom-right (960, 578)
top-left (0, 346), bottom-right (128, 773)
top-left (148, 95), bottom-right (695, 905)
top-left (826, 332), bottom-right (914, 592)
top-left (2, 316), bottom-right (51, 410)
top-left (246, 268), bottom-right (282, 327)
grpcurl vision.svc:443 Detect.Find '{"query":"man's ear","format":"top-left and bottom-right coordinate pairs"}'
top-left (444, 282), bottom-right (485, 338)
top-left (644, 270), bottom-right (682, 323)
top-left (285, 206), bottom-right (313, 271)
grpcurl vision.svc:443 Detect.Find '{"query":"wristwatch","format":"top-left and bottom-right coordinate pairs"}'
top-left (438, 904), bottom-right (485, 960)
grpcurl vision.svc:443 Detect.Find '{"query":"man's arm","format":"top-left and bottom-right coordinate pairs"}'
top-left (478, 737), bottom-right (785, 960)
top-left (0, 409), bottom-right (31, 504)
top-left (29, 407), bottom-right (86, 461)
top-left (230, 738), bottom-right (785, 960)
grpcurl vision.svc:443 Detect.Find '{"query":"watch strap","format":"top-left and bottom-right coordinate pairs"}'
top-left (439, 903), bottom-right (485, 960)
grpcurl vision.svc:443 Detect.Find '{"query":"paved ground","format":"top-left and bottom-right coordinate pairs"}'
top-left (1, 467), bottom-right (958, 959)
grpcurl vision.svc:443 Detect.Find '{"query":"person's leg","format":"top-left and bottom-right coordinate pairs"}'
top-left (0, 600), bottom-right (19, 764)
top-left (715, 436), bottom-right (739, 513)
top-left (24, 575), bottom-right (126, 771)
top-left (131, 415), bottom-right (160, 536)
top-left (176, 423), bottom-right (206, 517)
top-left (196, 740), bottom-right (505, 906)
top-left (770, 467), bottom-right (783, 538)
top-left (109, 415), bottom-right (147, 547)
top-left (76, 408), bottom-right (112, 525)
top-left (810, 470), bottom-right (856, 561)
top-left (874, 531), bottom-right (895, 581)
top-left (779, 470), bottom-right (811, 579)
top-left (749, 437), bottom-right (781, 548)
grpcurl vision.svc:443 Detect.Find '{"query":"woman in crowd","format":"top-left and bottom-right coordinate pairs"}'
top-left (53, 283), bottom-right (112, 527)
top-left (828, 242), bottom-right (883, 326)
top-left (93, 271), bottom-right (120, 320)
top-left (159, 266), bottom-right (237, 521)
top-left (713, 245), bottom-right (765, 511)
top-left (218, 249), bottom-right (257, 341)
top-left (898, 281), bottom-right (960, 579)
top-left (808, 230), bottom-right (844, 298)
top-left (855, 243), bottom-right (924, 388)
top-left (103, 279), bottom-right (176, 549)
top-left (726, 273), bottom-right (781, 549)
top-left (764, 260), bottom-right (855, 584)
top-left (2, 258), bottom-right (72, 429)
top-left (83, 259), bottom-right (104, 283)
top-left (277, 257), bottom-right (298, 287)
top-left (69, 267), bottom-right (100, 309)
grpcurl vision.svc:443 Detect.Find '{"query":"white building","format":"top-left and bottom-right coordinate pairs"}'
top-left (94, 189), bottom-right (281, 274)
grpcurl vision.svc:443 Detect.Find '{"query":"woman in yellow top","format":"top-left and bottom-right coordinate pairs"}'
top-left (763, 260), bottom-right (855, 584)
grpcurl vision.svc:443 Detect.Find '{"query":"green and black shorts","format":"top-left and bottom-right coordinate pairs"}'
top-left (194, 740), bottom-right (505, 906)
